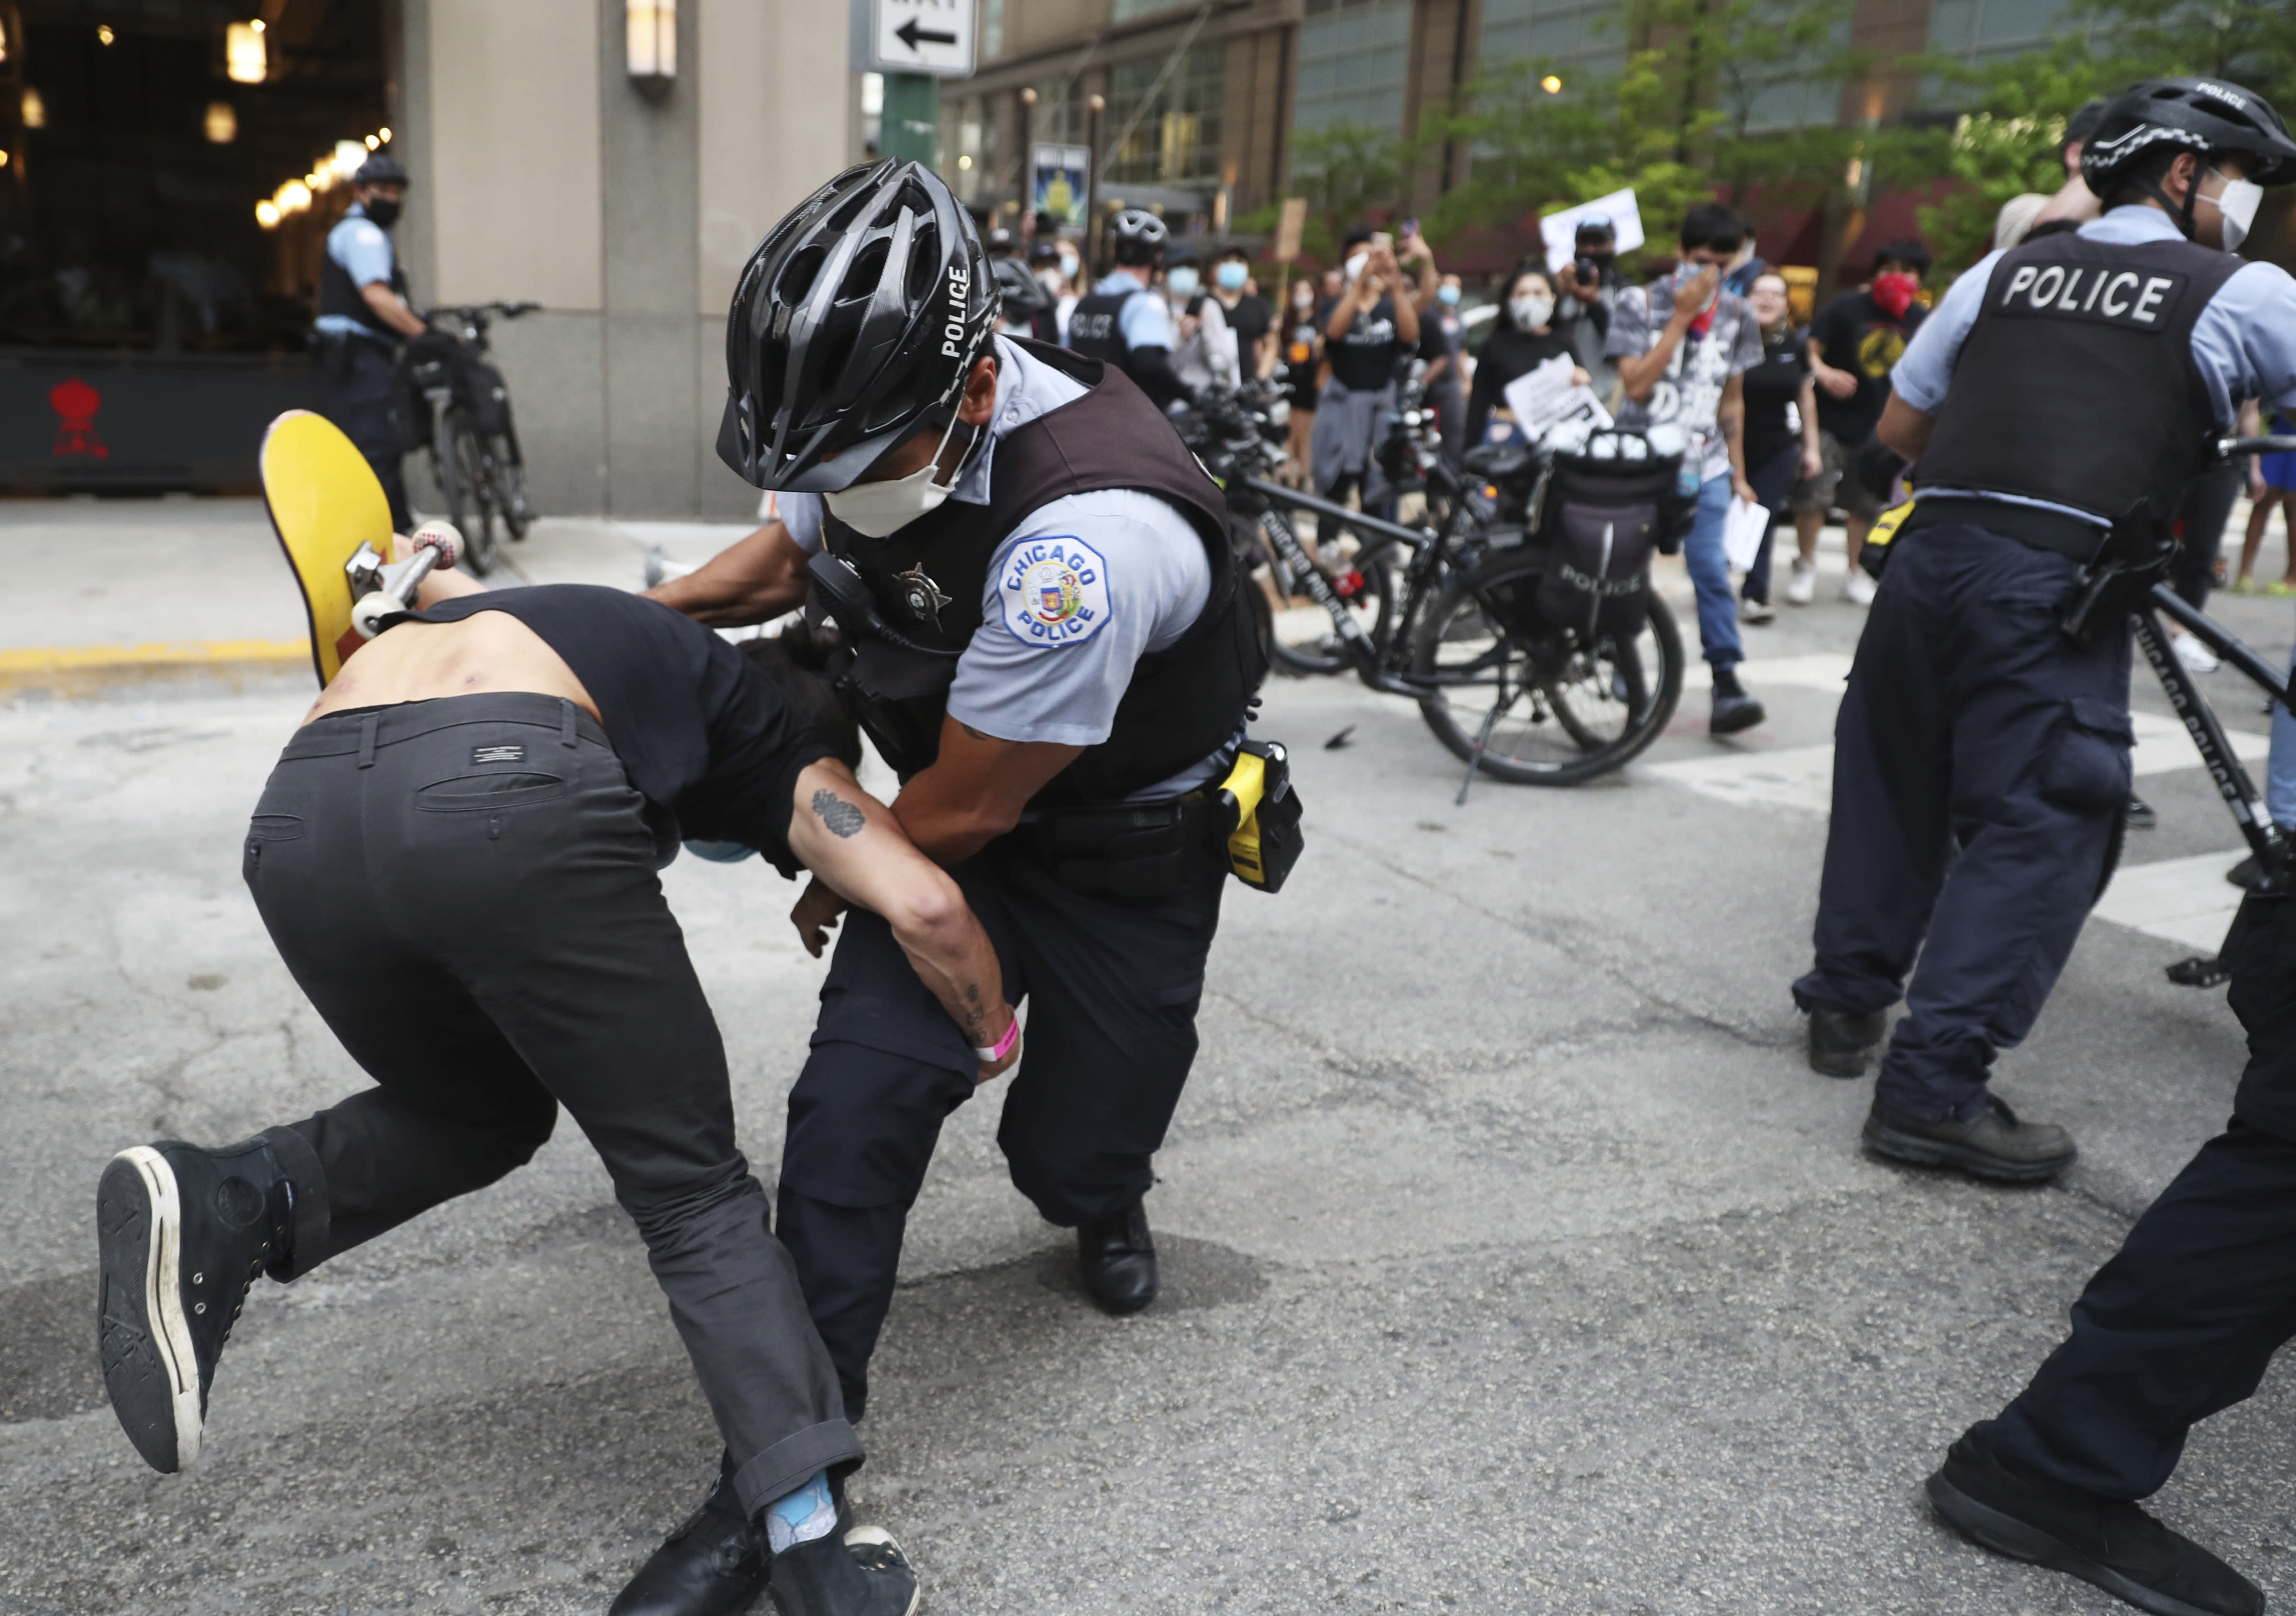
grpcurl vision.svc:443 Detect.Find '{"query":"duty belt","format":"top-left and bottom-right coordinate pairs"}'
top-left (1901, 497), bottom-right (2107, 564)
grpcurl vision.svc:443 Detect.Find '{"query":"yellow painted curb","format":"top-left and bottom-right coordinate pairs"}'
top-left (0, 639), bottom-right (309, 698)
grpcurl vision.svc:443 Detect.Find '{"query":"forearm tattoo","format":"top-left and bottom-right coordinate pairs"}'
top-left (811, 789), bottom-right (866, 839)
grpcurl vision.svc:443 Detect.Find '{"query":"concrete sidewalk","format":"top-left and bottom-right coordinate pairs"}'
top-left (0, 498), bottom-right (759, 698)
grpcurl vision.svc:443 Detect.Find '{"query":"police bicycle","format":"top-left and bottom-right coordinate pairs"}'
top-left (407, 300), bottom-right (539, 575)
top-left (1181, 381), bottom-right (1686, 790)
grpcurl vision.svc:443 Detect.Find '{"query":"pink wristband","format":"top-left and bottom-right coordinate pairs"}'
top-left (973, 1018), bottom-right (1019, 1063)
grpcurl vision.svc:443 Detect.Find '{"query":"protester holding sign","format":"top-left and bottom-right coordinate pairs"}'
top-left (1466, 265), bottom-right (1585, 447)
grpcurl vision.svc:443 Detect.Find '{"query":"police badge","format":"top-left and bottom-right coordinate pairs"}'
top-left (895, 564), bottom-right (953, 627)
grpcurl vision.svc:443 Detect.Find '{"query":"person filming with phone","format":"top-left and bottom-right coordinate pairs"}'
top-left (1307, 223), bottom-right (1436, 569)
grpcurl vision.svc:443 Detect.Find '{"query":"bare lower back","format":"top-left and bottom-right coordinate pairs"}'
top-left (303, 610), bottom-right (600, 727)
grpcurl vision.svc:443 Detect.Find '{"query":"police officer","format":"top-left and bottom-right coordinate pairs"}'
top-left (1063, 207), bottom-right (1191, 410)
top-left (315, 154), bottom-right (425, 531)
top-left (1793, 79), bottom-right (2296, 1185)
top-left (626, 159), bottom-right (1268, 1616)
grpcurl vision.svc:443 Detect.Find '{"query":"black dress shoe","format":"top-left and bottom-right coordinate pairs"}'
top-left (2128, 796), bottom-right (2158, 830)
top-left (1807, 1006), bottom-right (1887, 1078)
top-left (1929, 1425), bottom-right (2262, 1616)
top-left (610, 1494), bottom-right (769, 1616)
top-left (767, 1528), bottom-right (920, 1616)
top-left (97, 1137), bottom-right (292, 1473)
top-left (1077, 1202), bottom-right (1158, 1316)
top-left (2225, 854), bottom-right (2276, 893)
top-left (1862, 1093), bottom-right (2076, 1182)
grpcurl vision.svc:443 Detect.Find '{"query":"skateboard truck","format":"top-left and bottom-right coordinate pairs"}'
top-left (346, 520), bottom-right (461, 641)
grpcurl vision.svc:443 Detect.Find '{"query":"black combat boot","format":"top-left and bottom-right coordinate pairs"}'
top-left (1928, 1424), bottom-right (2261, 1616)
top-left (1807, 1006), bottom-right (1887, 1078)
top-left (1077, 1200), bottom-right (1158, 1315)
top-left (1862, 1093), bottom-right (2077, 1182)
top-left (97, 1136), bottom-right (294, 1472)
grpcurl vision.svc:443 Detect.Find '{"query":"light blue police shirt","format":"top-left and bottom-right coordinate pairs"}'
top-left (777, 334), bottom-right (1226, 798)
top-left (1092, 269), bottom-right (1177, 352)
top-left (1892, 205), bottom-right (2296, 525)
top-left (315, 203), bottom-right (397, 337)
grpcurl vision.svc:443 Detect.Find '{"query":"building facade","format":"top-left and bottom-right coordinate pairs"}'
top-left (0, 0), bottom-right (854, 516)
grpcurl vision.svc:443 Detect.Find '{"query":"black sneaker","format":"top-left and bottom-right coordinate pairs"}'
top-left (768, 1527), bottom-right (920, 1616)
top-left (2128, 796), bottom-right (2158, 830)
top-left (1807, 1006), bottom-right (1887, 1078)
top-left (1711, 688), bottom-right (1766, 736)
top-left (96, 1137), bottom-right (291, 1472)
top-left (1862, 1094), bottom-right (2076, 1182)
top-left (1929, 1425), bottom-right (2262, 1616)
top-left (1077, 1202), bottom-right (1158, 1316)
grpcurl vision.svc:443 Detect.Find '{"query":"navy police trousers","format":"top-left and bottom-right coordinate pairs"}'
top-left (1988, 888), bottom-right (2296, 1499)
top-left (1793, 518), bottom-right (2133, 1121)
top-left (777, 837), bottom-right (1227, 1418)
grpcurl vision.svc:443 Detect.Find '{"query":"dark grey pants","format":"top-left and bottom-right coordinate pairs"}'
top-left (244, 693), bottom-right (859, 1516)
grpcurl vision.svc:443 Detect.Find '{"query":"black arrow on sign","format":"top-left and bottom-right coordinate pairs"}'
top-left (895, 16), bottom-right (958, 49)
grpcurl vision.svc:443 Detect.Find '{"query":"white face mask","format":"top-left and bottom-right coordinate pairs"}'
top-left (1058, 250), bottom-right (1079, 279)
top-left (2205, 167), bottom-right (2263, 251)
top-left (1035, 268), bottom-right (1064, 294)
top-left (1510, 294), bottom-right (1554, 330)
top-left (1165, 266), bottom-right (1200, 298)
top-left (822, 411), bottom-right (972, 538)
top-left (1344, 251), bottom-right (1369, 282)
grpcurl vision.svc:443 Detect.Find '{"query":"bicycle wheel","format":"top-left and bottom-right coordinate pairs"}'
top-left (1409, 549), bottom-right (1683, 786)
top-left (1246, 508), bottom-right (1394, 677)
top-left (443, 416), bottom-right (499, 575)
top-left (486, 432), bottom-right (532, 541)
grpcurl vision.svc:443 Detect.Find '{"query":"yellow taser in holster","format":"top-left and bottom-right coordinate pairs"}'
top-left (1214, 739), bottom-right (1304, 893)
top-left (1858, 498), bottom-right (1917, 581)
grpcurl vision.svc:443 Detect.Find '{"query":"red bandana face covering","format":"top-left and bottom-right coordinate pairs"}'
top-left (1871, 271), bottom-right (1918, 320)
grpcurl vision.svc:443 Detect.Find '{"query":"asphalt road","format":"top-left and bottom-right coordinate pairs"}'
top-left (5, 512), bottom-right (2296, 1615)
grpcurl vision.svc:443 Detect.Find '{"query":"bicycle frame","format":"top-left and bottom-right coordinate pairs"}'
top-left (2138, 585), bottom-right (2291, 878)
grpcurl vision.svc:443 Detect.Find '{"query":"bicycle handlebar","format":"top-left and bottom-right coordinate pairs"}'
top-left (2220, 434), bottom-right (2296, 457)
top-left (420, 300), bottom-right (542, 324)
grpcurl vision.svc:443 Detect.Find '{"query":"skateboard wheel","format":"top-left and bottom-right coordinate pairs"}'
top-left (410, 520), bottom-right (461, 570)
top-left (350, 590), bottom-right (400, 640)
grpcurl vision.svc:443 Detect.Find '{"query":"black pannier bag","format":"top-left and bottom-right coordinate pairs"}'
top-left (1532, 430), bottom-right (1695, 641)
top-left (454, 350), bottom-right (515, 436)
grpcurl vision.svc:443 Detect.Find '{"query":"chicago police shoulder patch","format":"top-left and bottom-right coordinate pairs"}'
top-left (998, 534), bottom-right (1112, 648)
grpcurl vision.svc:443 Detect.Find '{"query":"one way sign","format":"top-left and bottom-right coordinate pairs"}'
top-left (872, 0), bottom-right (975, 78)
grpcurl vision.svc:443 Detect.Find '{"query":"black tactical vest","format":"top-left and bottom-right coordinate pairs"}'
top-left (318, 214), bottom-right (410, 341)
top-left (1065, 288), bottom-right (1138, 370)
top-left (813, 338), bottom-right (1263, 805)
top-left (1915, 231), bottom-right (2242, 524)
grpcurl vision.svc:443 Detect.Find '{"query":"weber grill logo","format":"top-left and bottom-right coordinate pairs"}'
top-left (1995, 262), bottom-right (2188, 330)
top-left (940, 263), bottom-right (971, 357)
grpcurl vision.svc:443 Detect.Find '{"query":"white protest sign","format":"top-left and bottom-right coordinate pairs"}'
top-left (1499, 352), bottom-right (1613, 440)
top-left (1541, 188), bottom-right (1645, 274)
top-left (1722, 497), bottom-right (1772, 572)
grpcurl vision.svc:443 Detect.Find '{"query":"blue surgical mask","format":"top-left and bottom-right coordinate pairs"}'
top-left (1214, 261), bottom-right (1248, 292)
top-left (1437, 283), bottom-right (1461, 306)
top-left (1165, 267), bottom-right (1200, 298)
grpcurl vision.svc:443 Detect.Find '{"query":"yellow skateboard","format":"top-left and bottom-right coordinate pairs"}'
top-left (259, 410), bottom-right (397, 687)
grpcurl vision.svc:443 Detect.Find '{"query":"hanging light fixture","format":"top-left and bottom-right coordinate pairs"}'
top-left (95, 23), bottom-right (114, 46)
top-left (226, 21), bottom-right (265, 84)
top-left (205, 102), bottom-right (237, 143)
top-left (625, 0), bottom-right (676, 85)
top-left (21, 89), bottom-right (44, 129)
top-left (255, 199), bottom-right (280, 228)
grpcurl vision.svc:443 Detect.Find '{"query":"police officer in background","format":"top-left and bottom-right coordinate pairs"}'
top-left (625, 160), bottom-right (1268, 1616)
top-left (1064, 207), bottom-right (1191, 410)
top-left (314, 154), bottom-right (425, 531)
top-left (1793, 80), bottom-right (2296, 1189)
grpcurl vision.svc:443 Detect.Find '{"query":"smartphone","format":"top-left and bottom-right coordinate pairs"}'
top-left (1399, 219), bottom-right (1419, 241)
top-left (1369, 231), bottom-right (1393, 253)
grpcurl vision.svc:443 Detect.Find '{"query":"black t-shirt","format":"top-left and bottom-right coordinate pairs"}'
top-left (1283, 307), bottom-right (1322, 407)
top-left (1418, 307), bottom-right (1465, 381)
top-left (1464, 323), bottom-right (1575, 446)
top-left (1221, 292), bottom-right (1270, 365)
top-left (404, 584), bottom-right (833, 874)
top-left (1327, 295), bottom-right (1403, 392)
top-left (1741, 327), bottom-right (1809, 470)
top-left (1808, 289), bottom-right (1925, 445)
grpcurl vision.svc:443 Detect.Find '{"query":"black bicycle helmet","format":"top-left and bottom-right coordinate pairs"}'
top-left (352, 153), bottom-right (409, 187)
top-left (990, 252), bottom-right (1049, 317)
top-left (718, 160), bottom-right (998, 493)
top-left (2081, 77), bottom-right (2296, 212)
top-left (1109, 207), bottom-right (1170, 266)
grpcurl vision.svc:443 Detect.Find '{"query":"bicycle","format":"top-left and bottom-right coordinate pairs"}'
top-left (406, 300), bottom-right (540, 575)
top-left (1181, 380), bottom-right (1687, 791)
